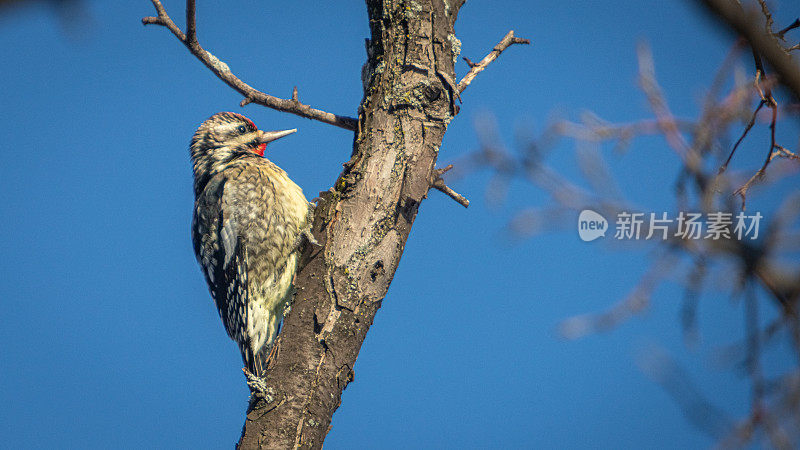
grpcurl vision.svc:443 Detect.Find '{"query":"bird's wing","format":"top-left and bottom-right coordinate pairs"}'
top-left (192, 171), bottom-right (261, 372)
top-left (221, 235), bottom-right (254, 369)
top-left (192, 174), bottom-right (246, 341)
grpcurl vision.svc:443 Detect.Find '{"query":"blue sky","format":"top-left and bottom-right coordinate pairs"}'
top-left (1, 1), bottom-right (798, 448)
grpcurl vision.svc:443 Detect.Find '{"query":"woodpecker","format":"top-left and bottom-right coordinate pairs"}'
top-left (190, 111), bottom-right (313, 378)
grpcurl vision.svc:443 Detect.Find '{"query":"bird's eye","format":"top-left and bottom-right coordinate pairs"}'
top-left (237, 125), bottom-right (247, 134)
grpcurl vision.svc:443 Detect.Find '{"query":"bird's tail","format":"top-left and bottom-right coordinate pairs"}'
top-left (242, 317), bottom-right (282, 378)
top-left (250, 342), bottom-right (274, 378)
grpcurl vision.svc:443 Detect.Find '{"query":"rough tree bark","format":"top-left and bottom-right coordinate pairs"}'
top-left (239, 2), bottom-right (467, 447)
top-left (143, 0), bottom-right (526, 448)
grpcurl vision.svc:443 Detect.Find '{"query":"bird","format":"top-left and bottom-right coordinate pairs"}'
top-left (189, 111), bottom-right (314, 380)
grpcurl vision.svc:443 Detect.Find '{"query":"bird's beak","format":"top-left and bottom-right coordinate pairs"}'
top-left (256, 128), bottom-right (297, 144)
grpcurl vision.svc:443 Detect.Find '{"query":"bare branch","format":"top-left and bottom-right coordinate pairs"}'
top-left (731, 73), bottom-right (787, 210)
top-left (142, 0), bottom-right (185, 41)
top-left (719, 99), bottom-right (766, 174)
top-left (776, 18), bottom-right (800, 40)
top-left (457, 30), bottom-right (530, 94)
top-left (142, 0), bottom-right (357, 131)
top-left (431, 164), bottom-right (470, 207)
top-left (462, 56), bottom-right (478, 68)
top-left (756, 0), bottom-right (775, 35)
top-left (697, 0), bottom-right (800, 100)
top-left (185, 0), bottom-right (196, 44)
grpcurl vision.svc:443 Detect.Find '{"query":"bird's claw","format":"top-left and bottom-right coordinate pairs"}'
top-left (243, 367), bottom-right (270, 395)
top-left (303, 229), bottom-right (320, 247)
top-left (293, 228), bottom-right (320, 252)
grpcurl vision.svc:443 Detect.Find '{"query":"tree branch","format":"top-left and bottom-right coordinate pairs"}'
top-left (457, 30), bottom-right (530, 94)
top-left (431, 164), bottom-right (470, 207)
top-left (185, 0), bottom-right (196, 44)
top-left (697, 0), bottom-right (800, 100)
top-left (142, 0), bottom-right (357, 131)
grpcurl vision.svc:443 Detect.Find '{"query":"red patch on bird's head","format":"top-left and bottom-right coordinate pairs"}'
top-left (254, 143), bottom-right (267, 156)
top-left (243, 117), bottom-right (257, 130)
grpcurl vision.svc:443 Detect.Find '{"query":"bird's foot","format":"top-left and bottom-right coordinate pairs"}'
top-left (297, 201), bottom-right (321, 249)
top-left (302, 228), bottom-right (320, 247)
top-left (243, 368), bottom-right (270, 396)
top-left (293, 228), bottom-right (320, 253)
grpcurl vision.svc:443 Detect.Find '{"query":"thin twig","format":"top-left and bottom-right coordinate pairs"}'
top-left (757, 0), bottom-right (775, 35)
top-left (732, 71), bottom-right (784, 210)
top-left (457, 30), bottom-right (530, 94)
top-left (142, 0), bottom-right (357, 131)
top-left (185, 0), bottom-right (196, 44)
top-left (719, 99), bottom-right (766, 174)
top-left (774, 145), bottom-right (800, 160)
top-left (776, 18), bottom-right (800, 40)
top-left (431, 164), bottom-right (469, 207)
top-left (462, 56), bottom-right (478, 68)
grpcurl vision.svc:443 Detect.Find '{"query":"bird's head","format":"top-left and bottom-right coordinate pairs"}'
top-left (190, 112), bottom-right (296, 183)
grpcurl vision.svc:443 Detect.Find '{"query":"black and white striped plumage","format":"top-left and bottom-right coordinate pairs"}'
top-left (190, 112), bottom-right (310, 377)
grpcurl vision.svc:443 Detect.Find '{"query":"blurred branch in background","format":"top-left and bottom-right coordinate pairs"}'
top-left (638, 345), bottom-right (735, 441)
top-left (0, 0), bottom-right (89, 36)
top-left (452, 1), bottom-right (800, 446)
top-left (0, 0), bottom-right (75, 9)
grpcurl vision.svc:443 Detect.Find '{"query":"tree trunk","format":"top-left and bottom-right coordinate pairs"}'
top-left (237, 0), bottom-right (465, 448)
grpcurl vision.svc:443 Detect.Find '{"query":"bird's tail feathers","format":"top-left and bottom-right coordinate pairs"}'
top-left (252, 344), bottom-right (272, 378)
top-left (241, 315), bottom-right (282, 378)
top-left (240, 342), bottom-right (269, 378)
